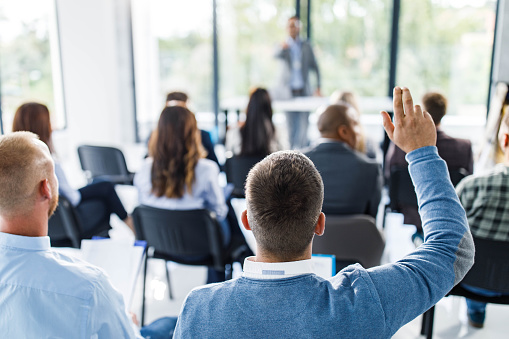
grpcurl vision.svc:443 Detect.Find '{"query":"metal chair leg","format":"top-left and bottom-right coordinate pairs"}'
top-left (141, 252), bottom-right (148, 327)
top-left (425, 306), bottom-right (435, 339)
top-left (165, 261), bottom-right (173, 300)
top-left (421, 309), bottom-right (428, 335)
top-left (420, 307), bottom-right (435, 338)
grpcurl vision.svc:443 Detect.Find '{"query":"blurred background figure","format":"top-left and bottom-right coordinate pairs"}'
top-left (330, 90), bottom-right (377, 159)
top-left (225, 88), bottom-right (287, 157)
top-left (274, 16), bottom-right (321, 150)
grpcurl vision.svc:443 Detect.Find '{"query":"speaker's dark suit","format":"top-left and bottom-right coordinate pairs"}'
top-left (304, 140), bottom-right (382, 218)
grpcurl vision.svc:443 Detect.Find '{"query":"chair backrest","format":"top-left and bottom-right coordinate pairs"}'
top-left (224, 155), bottom-right (265, 197)
top-left (389, 167), bottom-right (469, 210)
top-left (48, 196), bottom-right (81, 248)
top-left (77, 145), bottom-right (133, 185)
top-left (460, 236), bottom-right (509, 293)
top-left (312, 214), bottom-right (385, 269)
top-left (132, 206), bottom-right (226, 270)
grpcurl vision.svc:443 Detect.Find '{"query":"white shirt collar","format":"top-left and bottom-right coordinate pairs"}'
top-left (0, 231), bottom-right (50, 251)
top-left (242, 256), bottom-right (315, 279)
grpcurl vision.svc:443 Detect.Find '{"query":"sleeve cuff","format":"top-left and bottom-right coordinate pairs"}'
top-left (405, 146), bottom-right (438, 164)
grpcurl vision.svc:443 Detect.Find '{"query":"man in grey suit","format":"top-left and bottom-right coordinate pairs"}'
top-left (275, 16), bottom-right (321, 149)
top-left (304, 104), bottom-right (382, 218)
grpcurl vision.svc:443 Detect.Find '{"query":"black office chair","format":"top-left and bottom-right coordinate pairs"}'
top-left (48, 196), bottom-right (82, 248)
top-left (48, 196), bottom-right (111, 248)
top-left (420, 236), bottom-right (509, 339)
top-left (312, 214), bottom-right (385, 271)
top-left (224, 155), bottom-right (265, 198)
top-left (132, 205), bottom-right (234, 325)
top-left (77, 145), bottom-right (134, 185)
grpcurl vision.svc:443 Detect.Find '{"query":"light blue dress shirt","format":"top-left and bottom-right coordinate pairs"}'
top-left (134, 158), bottom-right (228, 221)
top-left (0, 231), bottom-right (140, 338)
top-left (287, 37), bottom-right (304, 90)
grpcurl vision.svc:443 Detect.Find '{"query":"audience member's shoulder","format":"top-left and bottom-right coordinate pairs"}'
top-left (38, 250), bottom-right (111, 298)
top-left (196, 157), bottom-right (220, 173)
top-left (439, 130), bottom-right (472, 149)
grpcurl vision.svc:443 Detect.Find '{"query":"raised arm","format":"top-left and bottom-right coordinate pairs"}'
top-left (370, 87), bottom-right (474, 336)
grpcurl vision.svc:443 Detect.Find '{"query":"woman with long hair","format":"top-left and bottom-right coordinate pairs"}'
top-left (135, 105), bottom-right (244, 283)
top-left (226, 88), bottom-right (286, 156)
top-left (12, 102), bottom-right (134, 238)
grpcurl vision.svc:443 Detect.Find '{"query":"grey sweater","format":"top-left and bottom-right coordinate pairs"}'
top-left (173, 146), bottom-right (474, 339)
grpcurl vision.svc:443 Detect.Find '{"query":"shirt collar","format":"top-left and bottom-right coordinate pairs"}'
top-left (242, 256), bottom-right (315, 279)
top-left (287, 36), bottom-right (301, 46)
top-left (0, 231), bottom-right (50, 251)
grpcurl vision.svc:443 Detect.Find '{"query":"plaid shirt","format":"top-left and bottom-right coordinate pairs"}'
top-left (456, 164), bottom-right (509, 241)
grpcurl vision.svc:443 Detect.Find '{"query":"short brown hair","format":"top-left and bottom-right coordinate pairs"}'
top-left (317, 104), bottom-right (351, 136)
top-left (422, 92), bottom-right (447, 125)
top-left (245, 151), bottom-right (324, 260)
top-left (0, 132), bottom-right (53, 217)
top-left (166, 91), bottom-right (188, 104)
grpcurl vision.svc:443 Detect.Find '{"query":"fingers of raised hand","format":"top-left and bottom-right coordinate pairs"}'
top-left (381, 111), bottom-right (395, 140)
top-left (393, 87), bottom-right (404, 122)
top-left (402, 88), bottom-right (415, 117)
top-left (414, 104), bottom-right (423, 118)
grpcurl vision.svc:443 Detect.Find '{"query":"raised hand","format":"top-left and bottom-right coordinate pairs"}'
top-left (381, 87), bottom-right (437, 153)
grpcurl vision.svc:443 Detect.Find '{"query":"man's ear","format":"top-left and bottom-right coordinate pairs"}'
top-left (241, 210), bottom-right (251, 231)
top-left (314, 212), bottom-right (325, 236)
top-left (337, 125), bottom-right (350, 142)
top-left (39, 179), bottom-right (51, 201)
top-left (502, 133), bottom-right (509, 149)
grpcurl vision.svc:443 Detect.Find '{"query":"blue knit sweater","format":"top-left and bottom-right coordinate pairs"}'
top-left (173, 147), bottom-right (474, 339)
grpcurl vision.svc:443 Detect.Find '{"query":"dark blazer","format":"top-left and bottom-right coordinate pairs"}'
top-left (304, 141), bottom-right (382, 218)
top-left (385, 129), bottom-right (473, 231)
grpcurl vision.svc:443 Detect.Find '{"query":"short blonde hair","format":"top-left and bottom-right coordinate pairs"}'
top-left (0, 132), bottom-right (54, 217)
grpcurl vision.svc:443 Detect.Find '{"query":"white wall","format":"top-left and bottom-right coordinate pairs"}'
top-left (55, 0), bottom-right (136, 149)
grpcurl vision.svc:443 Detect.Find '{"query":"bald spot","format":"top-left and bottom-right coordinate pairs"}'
top-left (317, 104), bottom-right (351, 137)
top-left (0, 132), bottom-right (54, 217)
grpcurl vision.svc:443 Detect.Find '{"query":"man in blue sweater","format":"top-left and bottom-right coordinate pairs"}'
top-left (173, 87), bottom-right (475, 338)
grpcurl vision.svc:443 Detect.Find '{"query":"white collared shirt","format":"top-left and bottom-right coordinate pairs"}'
top-left (242, 256), bottom-right (315, 279)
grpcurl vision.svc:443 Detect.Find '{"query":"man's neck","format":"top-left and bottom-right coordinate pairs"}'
top-left (254, 246), bottom-right (311, 263)
top-left (0, 214), bottom-right (47, 237)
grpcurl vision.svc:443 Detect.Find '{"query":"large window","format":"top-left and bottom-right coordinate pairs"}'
top-left (132, 0), bottom-right (213, 141)
top-left (218, 0), bottom-right (295, 100)
top-left (397, 0), bottom-right (497, 116)
top-left (0, 0), bottom-right (64, 133)
top-left (312, 0), bottom-right (392, 99)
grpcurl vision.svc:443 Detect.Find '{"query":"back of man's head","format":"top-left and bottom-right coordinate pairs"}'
top-left (422, 92), bottom-right (447, 126)
top-left (245, 151), bottom-right (324, 261)
top-left (166, 91), bottom-right (188, 105)
top-left (0, 132), bottom-right (54, 217)
top-left (317, 104), bottom-right (351, 137)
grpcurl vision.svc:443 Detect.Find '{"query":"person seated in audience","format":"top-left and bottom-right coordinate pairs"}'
top-left (330, 90), bottom-right (377, 159)
top-left (386, 91), bottom-right (473, 234)
top-left (225, 87), bottom-right (287, 156)
top-left (12, 102), bottom-right (135, 237)
top-left (172, 87), bottom-right (475, 338)
top-left (134, 105), bottom-right (249, 283)
top-left (304, 103), bottom-right (382, 218)
top-left (165, 91), bottom-right (220, 166)
top-left (455, 112), bottom-right (509, 328)
top-left (0, 132), bottom-right (176, 338)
